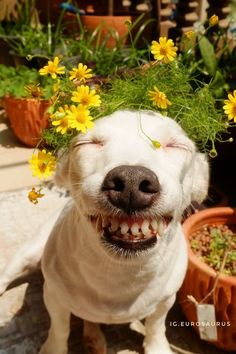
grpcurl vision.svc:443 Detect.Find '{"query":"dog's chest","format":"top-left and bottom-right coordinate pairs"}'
top-left (43, 209), bottom-right (187, 324)
top-left (61, 253), bottom-right (168, 324)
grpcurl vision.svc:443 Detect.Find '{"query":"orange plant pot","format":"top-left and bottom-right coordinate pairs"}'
top-left (65, 13), bottom-right (131, 48)
top-left (179, 207), bottom-right (236, 351)
top-left (81, 15), bottom-right (131, 47)
top-left (4, 96), bottom-right (50, 147)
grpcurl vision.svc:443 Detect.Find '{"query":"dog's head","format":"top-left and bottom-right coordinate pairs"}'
top-left (55, 110), bottom-right (209, 255)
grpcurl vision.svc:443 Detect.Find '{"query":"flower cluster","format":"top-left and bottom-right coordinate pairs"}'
top-left (29, 59), bottom-right (101, 196)
top-left (28, 26), bottom-right (235, 204)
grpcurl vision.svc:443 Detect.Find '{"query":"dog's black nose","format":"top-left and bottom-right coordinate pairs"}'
top-left (102, 165), bottom-right (160, 212)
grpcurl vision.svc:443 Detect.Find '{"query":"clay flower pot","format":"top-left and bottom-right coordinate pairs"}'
top-left (65, 13), bottom-right (131, 48)
top-left (81, 15), bottom-right (131, 47)
top-left (178, 207), bottom-right (236, 351)
top-left (4, 96), bottom-right (50, 147)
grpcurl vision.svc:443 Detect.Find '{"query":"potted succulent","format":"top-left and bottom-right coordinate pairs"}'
top-left (0, 64), bottom-right (52, 147)
top-left (178, 207), bottom-right (236, 351)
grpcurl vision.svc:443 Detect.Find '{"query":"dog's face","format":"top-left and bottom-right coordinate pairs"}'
top-left (55, 110), bottom-right (209, 255)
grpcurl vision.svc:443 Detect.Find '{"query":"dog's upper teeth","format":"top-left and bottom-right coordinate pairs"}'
top-left (131, 223), bottom-right (139, 236)
top-left (141, 220), bottom-right (150, 236)
top-left (121, 222), bottom-right (129, 235)
top-left (151, 219), bottom-right (158, 231)
top-left (156, 221), bottom-right (164, 236)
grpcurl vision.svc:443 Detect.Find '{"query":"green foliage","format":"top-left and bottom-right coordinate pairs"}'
top-left (97, 62), bottom-right (226, 153)
top-left (198, 35), bottom-right (217, 77)
top-left (62, 13), bottom-right (151, 76)
top-left (179, 22), bottom-right (236, 99)
top-left (42, 128), bottom-right (77, 153)
top-left (43, 61), bottom-right (227, 153)
top-left (0, 64), bottom-right (53, 98)
top-left (206, 227), bottom-right (236, 276)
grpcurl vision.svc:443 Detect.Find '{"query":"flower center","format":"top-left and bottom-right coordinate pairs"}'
top-left (81, 96), bottom-right (90, 106)
top-left (48, 63), bottom-right (57, 73)
top-left (76, 114), bottom-right (86, 123)
top-left (160, 47), bottom-right (167, 56)
top-left (61, 118), bottom-right (69, 127)
top-left (38, 162), bottom-right (47, 173)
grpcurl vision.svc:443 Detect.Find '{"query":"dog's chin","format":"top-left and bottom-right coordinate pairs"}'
top-left (88, 214), bottom-right (172, 254)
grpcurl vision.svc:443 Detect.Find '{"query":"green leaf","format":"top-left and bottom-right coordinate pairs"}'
top-left (198, 35), bottom-right (217, 76)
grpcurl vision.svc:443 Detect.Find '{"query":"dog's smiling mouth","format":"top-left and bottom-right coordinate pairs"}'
top-left (88, 215), bottom-right (172, 252)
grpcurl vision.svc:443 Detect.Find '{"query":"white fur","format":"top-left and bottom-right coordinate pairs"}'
top-left (0, 110), bottom-right (209, 354)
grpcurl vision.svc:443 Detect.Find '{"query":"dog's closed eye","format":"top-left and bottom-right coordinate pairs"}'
top-left (73, 139), bottom-right (104, 148)
top-left (165, 139), bottom-right (192, 152)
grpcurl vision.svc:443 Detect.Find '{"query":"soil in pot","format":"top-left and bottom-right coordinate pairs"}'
top-left (190, 223), bottom-right (236, 276)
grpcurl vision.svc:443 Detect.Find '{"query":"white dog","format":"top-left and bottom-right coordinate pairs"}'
top-left (0, 110), bottom-right (209, 354)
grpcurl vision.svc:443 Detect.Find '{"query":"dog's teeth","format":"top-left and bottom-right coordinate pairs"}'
top-left (110, 219), bottom-right (119, 231)
top-left (151, 219), bottom-right (158, 231)
top-left (131, 223), bottom-right (139, 236)
top-left (141, 220), bottom-right (150, 236)
top-left (121, 222), bottom-right (129, 235)
top-left (156, 220), bottom-right (164, 236)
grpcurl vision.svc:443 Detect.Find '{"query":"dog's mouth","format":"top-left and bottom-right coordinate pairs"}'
top-left (88, 214), bottom-right (172, 252)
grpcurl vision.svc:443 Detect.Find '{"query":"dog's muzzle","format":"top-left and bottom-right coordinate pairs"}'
top-left (88, 166), bottom-right (171, 253)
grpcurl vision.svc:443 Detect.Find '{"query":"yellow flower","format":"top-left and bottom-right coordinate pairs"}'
top-left (51, 106), bottom-right (70, 134)
top-left (223, 90), bottom-right (236, 122)
top-left (71, 85), bottom-right (101, 107)
top-left (148, 86), bottom-right (171, 109)
top-left (66, 105), bottom-right (94, 133)
top-left (151, 37), bottom-right (177, 64)
top-left (69, 63), bottom-right (93, 82)
top-left (39, 57), bottom-right (65, 79)
top-left (28, 187), bottom-right (44, 204)
top-left (185, 31), bottom-right (195, 40)
top-left (29, 149), bottom-right (56, 179)
top-left (52, 117), bottom-right (70, 134)
top-left (209, 14), bottom-right (219, 27)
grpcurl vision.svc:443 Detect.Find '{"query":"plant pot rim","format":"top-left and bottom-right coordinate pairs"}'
top-left (182, 206), bottom-right (236, 283)
top-left (81, 14), bottom-right (132, 19)
top-left (4, 95), bottom-right (50, 103)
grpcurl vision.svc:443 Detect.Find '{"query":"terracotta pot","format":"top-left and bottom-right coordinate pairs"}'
top-left (4, 96), bottom-right (50, 147)
top-left (65, 13), bottom-right (131, 48)
top-left (179, 207), bottom-right (236, 351)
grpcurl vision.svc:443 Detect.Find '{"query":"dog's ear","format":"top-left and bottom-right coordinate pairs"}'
top-left (54, 151), bottom-right (71, 189)
top-left (182, 152), bottom-right (209, 209)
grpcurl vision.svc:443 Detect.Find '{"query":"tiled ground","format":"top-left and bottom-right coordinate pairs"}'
top-left (0, 109), bottom-right (235, 354)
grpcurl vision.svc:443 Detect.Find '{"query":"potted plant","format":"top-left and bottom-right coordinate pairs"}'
top-left (0, 64), bottom-right (52, 147)
top-left (178, 207), bottom-right (236, 351)
top-left (63, 0), bottom-right (153, 48)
